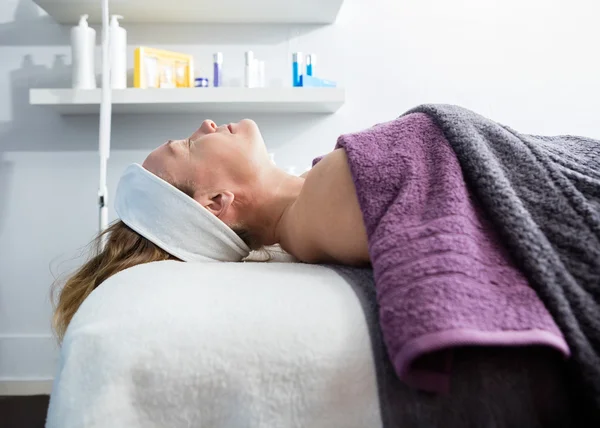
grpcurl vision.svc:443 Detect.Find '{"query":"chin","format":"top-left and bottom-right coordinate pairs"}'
top-left (240, 119), bottom-right (265, 146)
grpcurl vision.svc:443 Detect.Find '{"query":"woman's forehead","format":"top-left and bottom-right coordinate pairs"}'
top-left (143, 143), bottom-right (179, 175)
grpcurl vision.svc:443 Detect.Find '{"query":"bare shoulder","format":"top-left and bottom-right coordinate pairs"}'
top-left (308, 149), bottom-right (350, 180)
top-left (283, 149), bottom-right (370, 265)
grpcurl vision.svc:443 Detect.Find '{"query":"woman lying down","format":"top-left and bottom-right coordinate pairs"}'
top-left (54, 104), bottom-right (600, 418)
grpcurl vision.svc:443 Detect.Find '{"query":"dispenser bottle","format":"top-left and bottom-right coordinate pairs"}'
top-left (71, 14), bottom-right (96, 89)
top-left (109, 15), bottom-right (127, 89)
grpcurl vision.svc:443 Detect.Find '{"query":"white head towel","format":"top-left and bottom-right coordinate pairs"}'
top-left (114, 163), bottom-right (251, 262)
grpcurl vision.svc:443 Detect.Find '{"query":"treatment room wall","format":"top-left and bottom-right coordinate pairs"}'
top-left (0, 0), bottom-right (598, 381)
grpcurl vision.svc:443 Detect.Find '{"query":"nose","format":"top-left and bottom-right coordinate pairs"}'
top-left (200, 120), bottom-right (217, 133)
top-left (190, 120), bottom-right (216, 141)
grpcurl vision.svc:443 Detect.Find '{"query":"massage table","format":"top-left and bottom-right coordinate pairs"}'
top-left (46, 260), bottom-right (578, 427)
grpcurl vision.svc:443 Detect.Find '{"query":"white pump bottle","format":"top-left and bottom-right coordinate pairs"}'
top-left (109, 15), bottom-right (127, 89)
top-left (71, 14), bottom-right (96, 89)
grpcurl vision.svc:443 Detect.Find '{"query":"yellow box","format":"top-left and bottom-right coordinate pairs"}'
top-left (134, 47), bottom-right (194, 89)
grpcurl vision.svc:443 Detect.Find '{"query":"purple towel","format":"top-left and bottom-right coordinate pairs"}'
top-left (323, 113), bottom-right (569, 392)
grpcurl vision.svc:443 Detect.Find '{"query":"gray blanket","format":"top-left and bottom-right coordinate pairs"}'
top-left (402, 105), bottom-right (600, 419)
top-left (335, 266), bottom-right (581, 427)
top-left (332, 105), bottom-right (600, 425)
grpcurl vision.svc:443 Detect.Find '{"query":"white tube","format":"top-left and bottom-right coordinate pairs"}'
top-left (99, 0), bottom-right (112, 236)
top-left (244, 51), bottom-right (254, 88)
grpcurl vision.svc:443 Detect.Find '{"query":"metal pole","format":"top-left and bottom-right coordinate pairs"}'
top-left (98, 0), bottom-right (112, 237)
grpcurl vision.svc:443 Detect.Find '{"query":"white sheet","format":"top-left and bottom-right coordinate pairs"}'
top-left (47, 261), bottom-right (382, 428)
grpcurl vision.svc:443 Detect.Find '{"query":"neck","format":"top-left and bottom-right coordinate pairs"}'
top-left (247, 167), bottom-right (304, 247)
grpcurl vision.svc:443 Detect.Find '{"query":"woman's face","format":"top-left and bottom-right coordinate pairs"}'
top-left (142, 119), bottom-right (270, 191)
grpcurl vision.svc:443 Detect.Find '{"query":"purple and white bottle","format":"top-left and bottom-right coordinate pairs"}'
top-left (213, 52), bottom-right (223, 87)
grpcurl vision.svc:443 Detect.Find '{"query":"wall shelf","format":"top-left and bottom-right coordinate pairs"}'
top-left (32, 0), bottom-right (344, 24)
top-left (29, 88), bottom-right (345, 115)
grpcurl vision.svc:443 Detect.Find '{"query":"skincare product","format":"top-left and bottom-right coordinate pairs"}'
top-left (292, 52), bottom-right (302, 87)
top-left (213, 52), bottom-right (223, 87)
top-left (71, 14), bottom-right (96, 89)
top-left (134, 47), bottom-right (194, 88)
top-left (195, 77), bottom-right (209, 87)
top-left (306, 54), bottom-right (315, 76)
top-left (258, 60), bottom-right (265, 87)
top-left (244, 51), bottom-right (254, 88)
top-left (252, 58), bottom-right (259, 87)
top-left (109, 15), bottom-right (127, 89)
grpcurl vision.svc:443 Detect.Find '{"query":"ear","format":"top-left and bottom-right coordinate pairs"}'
top-left (203, 191), bottom-right (235, 219)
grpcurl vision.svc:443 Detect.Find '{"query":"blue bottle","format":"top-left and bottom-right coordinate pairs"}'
top-left (306, 54), bottom-right (315, 76)
top-left (292, 52), bottom-right (302, 87)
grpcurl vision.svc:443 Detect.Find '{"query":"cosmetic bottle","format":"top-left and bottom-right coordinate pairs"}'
top-left (244, 51), bottom-right (254, 88)
top-left (292, 52), bottom-right (302, 87)
top-left (195, 77), bottom-right (209, 87)
top-left (109, 15), bottom-right (127, 89)
top-left (306, 54), bottom-right (315, 77)
top-left (71, 14), bottom-right (96, 89)
top-left (213, 52), bottom-right (223, 87)
top-left (252, 58), bottom-right (259, 87)
top-left (258, 60), bottom-right (265, 87)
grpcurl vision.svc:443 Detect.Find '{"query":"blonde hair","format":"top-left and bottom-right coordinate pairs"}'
top-left (52, 220), bottom-right (260, 342)
top-left (52, 221), bottom-right (176, 342)
top-left (52, 170), bottom-right (264, 342)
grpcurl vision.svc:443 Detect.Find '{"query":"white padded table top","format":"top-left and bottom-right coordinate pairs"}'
top-left (47, 261), bottom-right (382, 428)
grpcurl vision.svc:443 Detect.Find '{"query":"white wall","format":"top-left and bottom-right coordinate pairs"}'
top-left (1, 0), bottom-right (598, 381)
